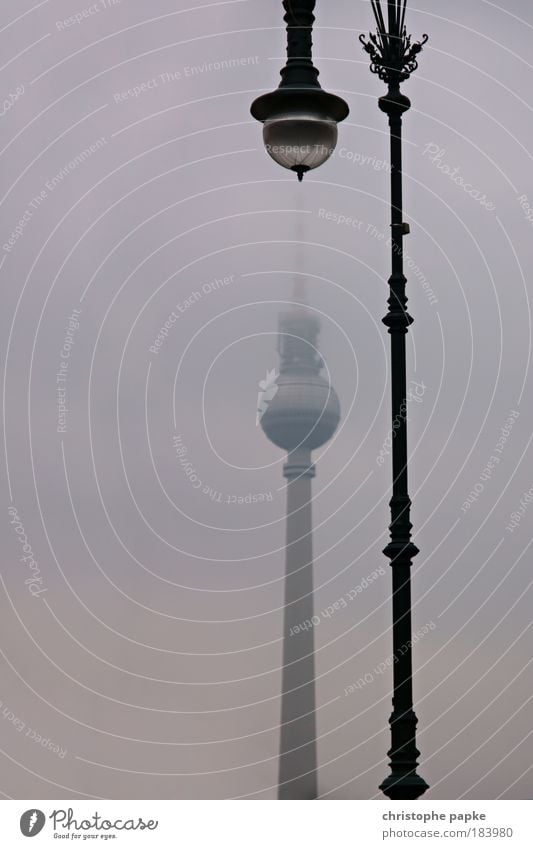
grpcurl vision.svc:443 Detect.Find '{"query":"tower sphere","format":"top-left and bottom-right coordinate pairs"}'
top-left (260, 308), bottom-right (340, 452)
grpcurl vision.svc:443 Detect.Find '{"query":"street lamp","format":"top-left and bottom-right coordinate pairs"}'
top-left (251, 0), bottom-right (349, 181)
top-left (251, 0), bottom-right (429, 800)
top-left (360, 0), bottom-right (429, 802)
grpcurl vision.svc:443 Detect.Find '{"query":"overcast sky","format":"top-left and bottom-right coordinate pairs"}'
top-left (0, 0), bottom-right (532, 800)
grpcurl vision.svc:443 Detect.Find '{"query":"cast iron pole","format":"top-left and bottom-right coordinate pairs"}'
top-left (361, 0), bottom-right (429, 800)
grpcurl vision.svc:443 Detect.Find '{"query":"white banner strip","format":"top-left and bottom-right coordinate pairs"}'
top-left (1, 800), bottom-right (531, 847)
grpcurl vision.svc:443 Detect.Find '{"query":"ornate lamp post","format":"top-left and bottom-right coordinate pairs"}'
top-left (251, 0), bottom-right (429, 800)
top-left (360, 0), bottom-right (429, 801)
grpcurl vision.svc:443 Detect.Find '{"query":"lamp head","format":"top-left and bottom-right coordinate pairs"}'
top-left (251, 0), bottom-right (348, 180)
top-left (252, 88), bottom-right (348, 181)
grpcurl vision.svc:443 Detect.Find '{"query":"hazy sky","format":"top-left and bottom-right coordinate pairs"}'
top-left (0, 0), bottom-right (532, 800)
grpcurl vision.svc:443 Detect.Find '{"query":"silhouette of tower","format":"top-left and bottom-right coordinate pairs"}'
top-left (260, 292), bottom-right (340, 799)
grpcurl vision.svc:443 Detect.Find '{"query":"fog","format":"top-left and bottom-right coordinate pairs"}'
top-left (0, 0), bottom-right (532, 799)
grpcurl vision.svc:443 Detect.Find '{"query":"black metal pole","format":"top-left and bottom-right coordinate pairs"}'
top-left (379, 83), bottom-right (428, 801)
top-left (279, 0), bottom-right (319, 89)
top-left (360, 1), bottom-right (429, 800)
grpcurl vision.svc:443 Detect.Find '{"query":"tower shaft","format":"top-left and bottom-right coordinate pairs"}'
top-left (278, 448), bottom-right (317, 799)
top-left (259, 301), bottom-right (339, 798)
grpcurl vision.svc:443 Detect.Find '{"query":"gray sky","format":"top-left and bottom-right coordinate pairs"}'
top-left (0, 0), bottom-right (532, 799)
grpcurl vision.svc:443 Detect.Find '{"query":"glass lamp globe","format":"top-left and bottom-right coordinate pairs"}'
top-left (251, 88), bottom-right (349, 182)
top-left (262, 113), bottom-right (339, 181)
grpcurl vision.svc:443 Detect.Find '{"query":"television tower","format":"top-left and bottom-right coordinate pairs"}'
top-left (260, 289), bottom-right (340, 799)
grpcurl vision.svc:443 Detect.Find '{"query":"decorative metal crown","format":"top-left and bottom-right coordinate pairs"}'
top-left (360, 0), bottom-right (428, 84)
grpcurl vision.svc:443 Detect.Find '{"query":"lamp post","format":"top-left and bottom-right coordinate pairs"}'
top-left (359, 0), bottom-right (429, 801)
top-left (251, 0), bottom-right (429, 800)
